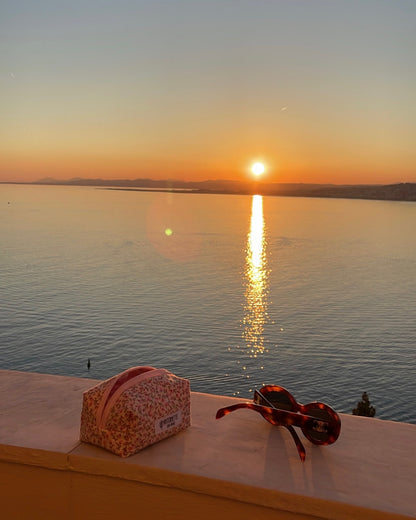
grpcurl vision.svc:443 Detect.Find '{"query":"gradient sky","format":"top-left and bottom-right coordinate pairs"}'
top-left (1, 0), bottom-right (415, 184)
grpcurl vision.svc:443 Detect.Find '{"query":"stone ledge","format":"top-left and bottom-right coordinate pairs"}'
top-left (0, 369), bottom-right (415, 519)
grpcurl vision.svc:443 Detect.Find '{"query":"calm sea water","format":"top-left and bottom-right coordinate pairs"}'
top-left (1, 184), bottom-right (415, 423)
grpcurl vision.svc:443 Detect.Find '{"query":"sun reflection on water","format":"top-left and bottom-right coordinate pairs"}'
top-left (242, 195), bottom-right (269, 356)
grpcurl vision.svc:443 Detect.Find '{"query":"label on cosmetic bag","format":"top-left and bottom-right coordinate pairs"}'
top-left (155, 410), bottom-right (183, 434)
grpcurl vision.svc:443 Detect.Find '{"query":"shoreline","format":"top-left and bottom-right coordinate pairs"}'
top-left (2, 180), bottom-right (416, 202)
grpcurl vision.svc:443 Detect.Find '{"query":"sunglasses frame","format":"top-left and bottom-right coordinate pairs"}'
top-left (216, 385), bottom-right (341, 462)
top-left (256, 385), bottom-right (341, 445)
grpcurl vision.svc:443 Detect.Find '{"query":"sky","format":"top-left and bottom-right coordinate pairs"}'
top-left (1, 0), bottom-right (415, 185)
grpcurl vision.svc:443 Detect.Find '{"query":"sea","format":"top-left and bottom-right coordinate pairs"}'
top-left (1, 184), bottom-right (415, 423)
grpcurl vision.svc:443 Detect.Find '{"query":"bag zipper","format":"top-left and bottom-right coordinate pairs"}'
top-left (97, 366), bottom-right (168, 429)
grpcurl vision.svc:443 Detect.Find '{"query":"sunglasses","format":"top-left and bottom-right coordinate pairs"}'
top-left (216, 385), bottom-right (341, 461)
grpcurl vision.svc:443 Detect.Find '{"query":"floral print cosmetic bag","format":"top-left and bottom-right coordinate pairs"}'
top-left (80, 366), bottom-right (191, 457)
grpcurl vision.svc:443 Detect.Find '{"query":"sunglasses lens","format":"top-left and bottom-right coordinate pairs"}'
top-left (304, 407), bottom-right (333, 444)
top-left (263, 390), bottom-right (294, 411)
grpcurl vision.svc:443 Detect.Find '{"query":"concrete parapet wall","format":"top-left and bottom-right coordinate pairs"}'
top-left (0, 370), bottom-right (415, 519)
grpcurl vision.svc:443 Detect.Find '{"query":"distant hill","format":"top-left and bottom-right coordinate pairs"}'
top-left (16, 177), bottom-right (416, 202)
top-left (265, 182), bottom-right (416, 201)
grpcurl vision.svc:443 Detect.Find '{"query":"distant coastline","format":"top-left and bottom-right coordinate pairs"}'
top-left (2, 178), bottom-right (416, 202)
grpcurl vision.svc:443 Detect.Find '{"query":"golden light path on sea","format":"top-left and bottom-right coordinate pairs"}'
top-left (243, 194), bottom-right (269, 356)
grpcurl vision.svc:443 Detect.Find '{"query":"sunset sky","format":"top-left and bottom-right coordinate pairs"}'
top-left (1, 0), bottom-right (415, 185)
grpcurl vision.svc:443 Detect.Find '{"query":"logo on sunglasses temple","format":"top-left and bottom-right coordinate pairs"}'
top-left (311, 420), bottom-right (329, 433)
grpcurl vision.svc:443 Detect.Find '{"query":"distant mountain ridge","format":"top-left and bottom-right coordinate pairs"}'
top-left (11, 177), bottom-right (416, 201)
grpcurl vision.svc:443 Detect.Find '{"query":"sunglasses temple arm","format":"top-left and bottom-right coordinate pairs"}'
top-left (285, 425), bottom-right (306, 462)
top-left (216, 403), bottom-right (307, 462)
top-left (216, 402), bottom-right (261, 419)
top-left (261, 411), bottom-right (306, 462)
top-left (216, 402), bottom-right (309, 424)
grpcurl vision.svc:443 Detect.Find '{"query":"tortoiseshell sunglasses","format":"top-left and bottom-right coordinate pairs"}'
top-left (216, 385), bottom-right (341, 461)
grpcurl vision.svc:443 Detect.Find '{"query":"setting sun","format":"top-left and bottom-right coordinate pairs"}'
top-left (251, 162), bottom-right (265, 177)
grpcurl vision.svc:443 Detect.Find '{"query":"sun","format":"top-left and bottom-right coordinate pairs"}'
top-left (251, 162), bottom-right (265, 177)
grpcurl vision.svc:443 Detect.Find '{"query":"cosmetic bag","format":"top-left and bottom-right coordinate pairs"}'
top-left (80, 366), bottom-right (191, 457)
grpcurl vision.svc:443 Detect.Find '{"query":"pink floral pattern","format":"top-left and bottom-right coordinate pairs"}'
top-left (80, 367), bottom-right (191, 457)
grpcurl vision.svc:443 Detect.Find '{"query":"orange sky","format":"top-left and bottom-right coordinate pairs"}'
top-left (1, 1), bottom-right (415, 185)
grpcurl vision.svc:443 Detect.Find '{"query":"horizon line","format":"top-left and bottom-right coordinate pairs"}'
top-left (2, 177), bottom-right (416, 188)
